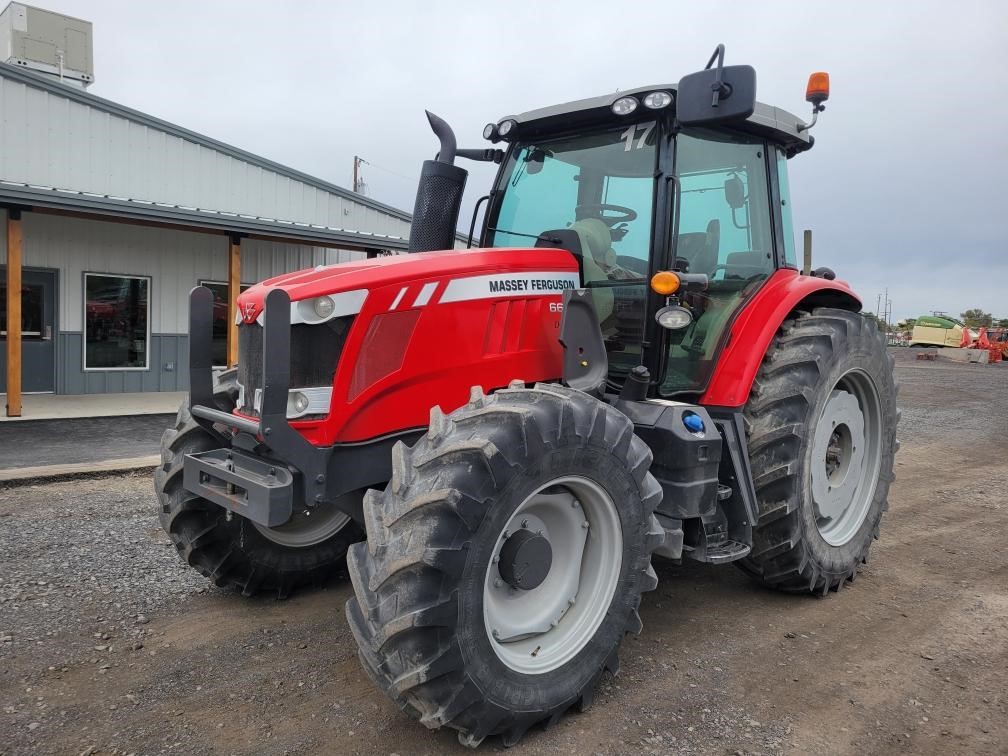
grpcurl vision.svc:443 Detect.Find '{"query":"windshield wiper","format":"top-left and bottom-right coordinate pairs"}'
top-left (486, 227), bottom-right (563, 244)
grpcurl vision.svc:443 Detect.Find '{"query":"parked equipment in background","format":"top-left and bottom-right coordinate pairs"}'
top-left (961, 326), bottom-right (1006, 363)
top-left (910, 313), bottom-right (973, 348)
top-left (155, 46), bottom-right (899, 748)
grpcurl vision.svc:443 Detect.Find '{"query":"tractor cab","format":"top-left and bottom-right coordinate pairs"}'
top-left (476, 59), bottom-right (814, 398)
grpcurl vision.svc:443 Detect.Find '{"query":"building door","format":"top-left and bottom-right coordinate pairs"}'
top-left (1, 268), bottom-right (57, 393)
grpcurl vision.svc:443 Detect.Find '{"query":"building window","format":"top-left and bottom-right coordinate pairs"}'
top-left (0, 282), bottom-right (44, 339)
top-left (84, 273), bottom-right (150, 370)
top-left (199, 280), bottom-right (252, 367)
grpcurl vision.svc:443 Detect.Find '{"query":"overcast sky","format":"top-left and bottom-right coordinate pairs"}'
top-left (44, 0), bottom-right (1008, 321)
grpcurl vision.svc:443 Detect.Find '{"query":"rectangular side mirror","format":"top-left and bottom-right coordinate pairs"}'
top-left (675, 65), bottom-right (757, 126)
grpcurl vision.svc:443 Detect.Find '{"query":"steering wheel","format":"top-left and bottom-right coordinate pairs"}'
top-left (576, 203), bottom-right (638, 226)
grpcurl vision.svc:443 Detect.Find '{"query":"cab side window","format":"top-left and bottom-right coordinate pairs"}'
top-left (776, 148), bottom-right (798, 268)
top-left (674, 133), bottom-right (773, 281)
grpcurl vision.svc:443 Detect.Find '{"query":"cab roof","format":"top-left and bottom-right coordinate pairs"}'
top-left (498, 83), bottom-right (813, 155)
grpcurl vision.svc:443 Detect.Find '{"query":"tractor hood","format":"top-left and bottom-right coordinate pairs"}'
top-left (235, 248), bottom-right (580, 325)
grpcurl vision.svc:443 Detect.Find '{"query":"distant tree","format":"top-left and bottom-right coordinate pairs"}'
top-left (898, 317), bottom-right (917, 330)
top-left (996, 318), bottom-right (1008, 329)
top-left (961, 309), bottom-right (993, 328)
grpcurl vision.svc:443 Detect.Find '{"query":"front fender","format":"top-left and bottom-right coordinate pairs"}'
top-left (699, 269), bottom-right (861, 408)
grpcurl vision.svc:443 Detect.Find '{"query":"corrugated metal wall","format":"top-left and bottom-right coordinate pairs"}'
top-left (0, 74), bottom-right (413, 240)
top-left (1, 209), bottom-right (366, 393)
top-left (17, 212), bottom-right (363, 333)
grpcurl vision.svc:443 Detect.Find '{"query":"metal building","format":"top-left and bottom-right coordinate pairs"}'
top-left (1, 5), bottom-right (431, 417)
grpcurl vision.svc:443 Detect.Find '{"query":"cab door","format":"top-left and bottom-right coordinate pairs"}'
top-left (662, 131), bottom-right (776, 396)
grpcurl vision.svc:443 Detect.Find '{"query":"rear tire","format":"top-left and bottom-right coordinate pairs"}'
top-left (345, 383), bottom-right (664, 747)
top-left (738, 309), bottom-right (899, 594)
top-left (154, 368), bottom-right (363, 598)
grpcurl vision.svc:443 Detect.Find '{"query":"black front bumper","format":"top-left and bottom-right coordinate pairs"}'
top-left (183, 286), bottom-right (385, 529)
top-left (184, 447), bottom-right (294, 527)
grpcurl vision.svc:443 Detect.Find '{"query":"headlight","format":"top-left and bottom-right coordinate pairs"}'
top-left (290, 391), bottom-right (310, 414)
top-left (655, 305), bottom-right (693, 330)
top-left (284, 387), bottom-right (333, 419)
top-left (313, 296), bottom-right (335, 319)
top-left (611, 96), bottom-right (639, 116)
top-left (643, 91), bottom-right (672, 110)
top-left (483, 123), bottom-right (498, 141)
top-left (290, 289), bottom-right (367, 325)
top-left (497, 119), bottom-right (517, 137)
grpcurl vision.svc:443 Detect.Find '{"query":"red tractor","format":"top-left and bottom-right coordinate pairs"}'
top-left (156, 47), bottom-right (898, 747)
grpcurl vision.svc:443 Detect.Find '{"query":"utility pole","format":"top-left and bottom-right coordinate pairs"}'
top-left (353, 156), bottom-right (368, 193)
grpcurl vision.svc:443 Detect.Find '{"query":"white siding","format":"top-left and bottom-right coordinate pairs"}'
top-left (18, 213), bottom-right (364, 333)
top-left (0, 75), bottom-right (413, 240)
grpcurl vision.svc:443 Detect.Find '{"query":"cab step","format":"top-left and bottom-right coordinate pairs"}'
top-left (688, 539), bottom-right (751, 564)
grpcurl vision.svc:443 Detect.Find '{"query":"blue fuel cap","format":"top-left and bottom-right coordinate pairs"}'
top-left (683, 412), bottom-right (705, 434)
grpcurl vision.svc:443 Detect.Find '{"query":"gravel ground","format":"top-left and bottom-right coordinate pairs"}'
top-left (0, 350), bottom-right (1005, 755)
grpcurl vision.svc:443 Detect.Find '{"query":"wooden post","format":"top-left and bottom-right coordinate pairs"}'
top-left (226, 234), bottom-right (241, 368)
top-left (5, 210), bottom-right (23, 417)
top-left (802, 229), bottom-right (812, 275)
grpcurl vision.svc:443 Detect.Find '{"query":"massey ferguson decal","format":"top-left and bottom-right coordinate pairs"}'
top-left (488, 277), bottom-right (577, 293)
top-left (440, 272), bottom-right (581, 304)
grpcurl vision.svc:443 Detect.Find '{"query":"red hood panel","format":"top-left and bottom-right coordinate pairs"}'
top-left (236, 248), bottom-right (579, 313)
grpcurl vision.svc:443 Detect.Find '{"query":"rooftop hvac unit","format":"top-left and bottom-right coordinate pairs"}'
top-left (0, 2), bottom-right (93, 86)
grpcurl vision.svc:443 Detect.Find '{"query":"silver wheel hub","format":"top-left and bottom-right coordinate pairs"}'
top-left (811, 372), bottom-right (883, 546)
top-left (252, 493), bottom-right (355, 548)
top-left (483, 476), bottom-right (622, 674)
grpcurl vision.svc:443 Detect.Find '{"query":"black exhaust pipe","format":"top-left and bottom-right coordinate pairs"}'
top-left (407, 111), bottom-right (468, 253)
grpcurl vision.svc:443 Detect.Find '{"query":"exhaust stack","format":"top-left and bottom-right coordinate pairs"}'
top-left (407, 111), bottom-right (468, 253)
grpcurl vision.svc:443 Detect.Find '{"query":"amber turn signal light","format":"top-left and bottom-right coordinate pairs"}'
top-left (806, 71), bottom-right (830, 105)
top-left (650, 271), bottom-right (681, 296)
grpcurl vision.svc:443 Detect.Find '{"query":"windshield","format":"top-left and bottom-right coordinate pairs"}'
top-left (487, 124), bottom-right (658, 377)
top-left (487, 124), bottom-right (658, 281)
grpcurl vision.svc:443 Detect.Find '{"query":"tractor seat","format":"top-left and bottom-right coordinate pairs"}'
top-left (534, 221), bottom-right (615, 323)
top-left (722, 251), bottom-right (770, 280)
top-left (674, 219), bottom-right (720, 275)
top-left (568, 218), bottom-right (640, 281)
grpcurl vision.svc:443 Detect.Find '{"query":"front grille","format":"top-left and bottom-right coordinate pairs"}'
top-left (236, 316), bottom-right (352, 417)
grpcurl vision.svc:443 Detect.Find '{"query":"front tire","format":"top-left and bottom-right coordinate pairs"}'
top-left (154, 369), bottom-right (363, 598)
top-left (738, 309), bottom-right (899, 594)
top-left (345, 383), bottom-right (664, 747)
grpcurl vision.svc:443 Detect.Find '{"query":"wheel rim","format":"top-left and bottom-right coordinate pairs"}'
top-left (252, 493), bottom-right (355, 548)
top-left (811, 369), bottom-right (883, 546)
top-left (483, 476), bottom-right (622, 675)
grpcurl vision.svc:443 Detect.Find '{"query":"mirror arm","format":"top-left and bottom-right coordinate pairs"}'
top-left (457, 148), bottom-right (505, 163)
top-left (467, 195), bottom-right (490, 248)
top-left (703, 43), bottom-right (732, 107)
top-left (704, 43), bottom-right (726, 71)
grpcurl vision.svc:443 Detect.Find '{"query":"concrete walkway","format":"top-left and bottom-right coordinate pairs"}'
top-left (1, 391), bottom-right (186, 422)
top-left (0, 413), bottom-right (175, 483)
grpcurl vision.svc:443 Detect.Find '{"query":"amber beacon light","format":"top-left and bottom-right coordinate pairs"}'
top-left (650, 271), bottom-right (681, 296)
top-left (806, 72), bottom-right (830, 105)
top-left (798, 71), bottom-right (830, 132)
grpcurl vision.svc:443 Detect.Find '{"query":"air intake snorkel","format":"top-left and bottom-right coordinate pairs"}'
top-left (407, 111), bottom-right (468, 253)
